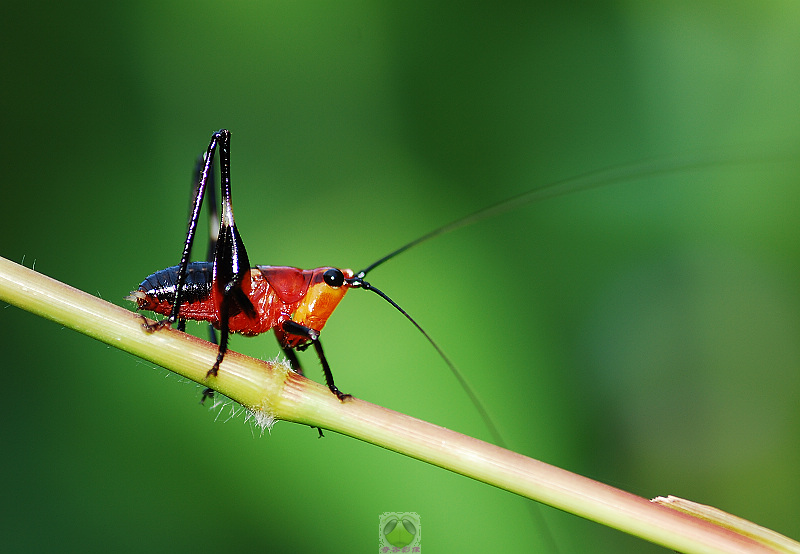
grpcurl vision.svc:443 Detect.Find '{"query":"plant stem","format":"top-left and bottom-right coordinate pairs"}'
top-left (0, 255), bottom-right (795, 553)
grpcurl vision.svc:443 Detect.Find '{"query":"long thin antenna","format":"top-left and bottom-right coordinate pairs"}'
top-left (349, 149), bottom-right (789, 553)
top-left (348, 277), bottom-right (505, 445)
top-left (346, 273), bottom-right (560, 551)
top-left (351, 148), bottom-right (791, 439)
top-left (356, 150), bottom-right (787, 278)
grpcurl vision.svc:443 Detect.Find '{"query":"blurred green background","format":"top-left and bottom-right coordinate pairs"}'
top-left (3, 1), bottom-right (800, 552)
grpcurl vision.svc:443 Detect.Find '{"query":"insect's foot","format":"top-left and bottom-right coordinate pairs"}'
top-left (206, 352), bottom-right (224, 378)
top-left (330, 386), bottom-right (352, 402)
top-left (140, 317), bottom-right (173, 333)
top-left (200, 388), bottom-right (215, 404)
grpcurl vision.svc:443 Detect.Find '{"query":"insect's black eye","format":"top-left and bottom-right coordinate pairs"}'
top-left (323, 268), bottom-right (344, 288)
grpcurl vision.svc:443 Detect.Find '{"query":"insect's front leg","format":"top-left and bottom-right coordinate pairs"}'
top-left (282, 320), bottom-right (351, 401)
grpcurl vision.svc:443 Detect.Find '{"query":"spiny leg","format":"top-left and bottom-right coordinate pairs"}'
top-left (195, 153), bottom-right (219, 404)
top-left (282, 320), bottom-right (351, 401)
top-left (150, 130), bottom-right (254, 389)
top-left (164, 131), bottom-right (226, 327)
top-left (142, 132), bottom-right (227, 331)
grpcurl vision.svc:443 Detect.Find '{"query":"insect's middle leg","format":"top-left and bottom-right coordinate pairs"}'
top-left (281, 345), bottom-right (305, 377)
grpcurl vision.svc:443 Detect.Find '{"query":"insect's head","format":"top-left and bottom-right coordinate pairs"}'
top-left (291, 267), bottom-right (355, 331)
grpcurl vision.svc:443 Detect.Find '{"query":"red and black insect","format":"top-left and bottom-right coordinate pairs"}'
top-left (129, 130), bottom-right (760, 414)
top-left (129, 129), bottom-right (419, 403)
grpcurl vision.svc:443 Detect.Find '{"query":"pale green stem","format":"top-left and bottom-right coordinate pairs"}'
top-left (0, 255), bottom-right (796, 554)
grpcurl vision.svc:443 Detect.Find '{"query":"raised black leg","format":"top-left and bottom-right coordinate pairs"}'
top-left (144, 130), bottom-right (256, 382)
top-left (196, 154), bottom-right (219, 405)
top-left (165, 131), bottom-right (226, 325)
